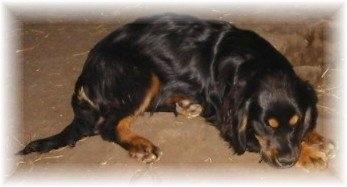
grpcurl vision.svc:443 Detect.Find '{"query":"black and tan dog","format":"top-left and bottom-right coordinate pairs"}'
top-left (19, 14), bottom-right (335, 169)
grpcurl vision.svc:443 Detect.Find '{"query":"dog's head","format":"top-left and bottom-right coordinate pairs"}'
top-left (221, 71), bottom-right (318, 168)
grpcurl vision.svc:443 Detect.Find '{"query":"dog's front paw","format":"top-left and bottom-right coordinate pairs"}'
top-left (128, 137), bottom-right (162, 164)
top-left (175, 100), bottom-right (203, 118)
top-left (296, 136), bottom-right (335, 171)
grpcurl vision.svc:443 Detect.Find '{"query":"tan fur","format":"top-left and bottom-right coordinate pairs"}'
top-left (115, 74), bottom-right (162, 163)
top-left (268, 118), bottom-right (279, 128)
top-left (296, 131), bottom-right (335, 170)
top-left (289, 114), bottom-right (299, 126)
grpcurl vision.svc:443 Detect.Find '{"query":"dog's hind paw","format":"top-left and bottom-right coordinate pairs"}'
top-left (128, 137), bottom-right (162, 164)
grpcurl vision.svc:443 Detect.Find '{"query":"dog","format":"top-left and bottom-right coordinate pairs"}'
top-left (19, 14), bottom-right (334, 169)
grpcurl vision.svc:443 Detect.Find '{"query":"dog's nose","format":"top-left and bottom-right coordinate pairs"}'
top-left (276, 154), bottom-right (297, 168)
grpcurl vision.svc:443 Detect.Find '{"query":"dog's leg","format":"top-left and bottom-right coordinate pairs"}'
top-left (118, 74), bottom-right (162, 163)
top-left (99, 74), bottom-right (162, 163)
top-left (18, 92), bottom-right (99, 155)
top-left (296, 131), bottom-right (335, 170)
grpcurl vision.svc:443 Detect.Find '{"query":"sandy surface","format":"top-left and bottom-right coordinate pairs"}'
top-left (2, 10), bottom-right (344, 186)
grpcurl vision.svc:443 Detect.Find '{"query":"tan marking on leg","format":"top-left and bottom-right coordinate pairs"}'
top-left (135, 74), bottom-right (160, 115)
top-left (116, 74), bottom-right (162, 163)
top-left (296, 131), bottom-right (336, 171)
top-left (116, 116), bottom-right (135, 143)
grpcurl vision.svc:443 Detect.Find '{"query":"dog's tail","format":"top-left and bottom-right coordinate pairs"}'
top-left (17, 117), bottom-right (95, 155)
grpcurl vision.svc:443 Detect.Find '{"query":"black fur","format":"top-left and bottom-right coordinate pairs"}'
top-left (19, 14), bottom-right (318, 168)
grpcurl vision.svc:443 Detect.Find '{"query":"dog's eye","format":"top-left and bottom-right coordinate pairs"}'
top-left (289, 114), bottom-right (299, 126)
top-left (268, 118), bottom-right (279, 128)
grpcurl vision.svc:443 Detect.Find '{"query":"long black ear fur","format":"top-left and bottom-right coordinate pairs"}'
top-left (231, 100), bottom-right (251, 154)
top-left (298, 80), bottom-right (318, 139)
top-left (220, 96), bottom-right (251, 155)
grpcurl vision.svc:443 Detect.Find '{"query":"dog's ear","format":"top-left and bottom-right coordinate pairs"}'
top-left (298, 81), bottom-right (318, 139)
top-left (231, 99), bottom-right (251, 154)
top-left (221, 96), bottom-right (251, 155)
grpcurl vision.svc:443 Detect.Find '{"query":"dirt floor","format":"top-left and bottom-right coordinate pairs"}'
top-left (3, 10), bottom-right (344, 186)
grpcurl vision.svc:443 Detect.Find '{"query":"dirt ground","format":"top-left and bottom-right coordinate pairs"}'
top-left (3, 9), bottom-right (344, 186)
